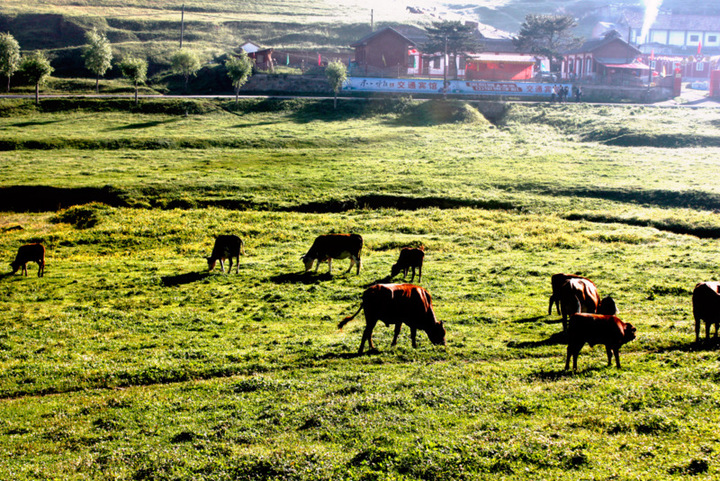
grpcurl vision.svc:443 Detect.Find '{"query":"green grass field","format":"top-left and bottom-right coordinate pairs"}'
top-left (1, 98), bottom-right (720, 480)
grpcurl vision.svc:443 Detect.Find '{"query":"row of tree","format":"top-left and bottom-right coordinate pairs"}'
top-left (0, 29), bottom-right (258, 104)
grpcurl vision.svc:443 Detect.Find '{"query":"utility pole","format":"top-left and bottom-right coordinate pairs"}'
top-left (180, 4), bottom-right (185, 48)
top-left (371, 9), bottom-right (374, 31)
top-left (443, 35), bottom-right (448, 99)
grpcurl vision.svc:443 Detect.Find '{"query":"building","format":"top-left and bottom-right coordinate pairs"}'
top-left (240, 41), bottom-right (275, 71)
top-left (349, 24), bottom-right (540, 81)
top-left (563, 34), bottom-right (648, 84)
top-left (624, 11), bottom-right (720, 53)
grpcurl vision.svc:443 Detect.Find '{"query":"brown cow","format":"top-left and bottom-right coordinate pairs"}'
top-left (692, 282), bottom-right (720, 343)
top-left (302, 234), bottom-right (362, 275)
top-left (338, 283), bottom-right (446, 354)
top-left (390, 247), bottom-right (424, 283)
top-left (207, 235), bottom-right (245, 273)
top-left (558, 278), bottom-right (600, 330)
top-left (548, 273), bottom-right (588, 315)
top-left (565, 313), bottom-right (636, 370)
top-left (10, 243), bottom-right (45, 277)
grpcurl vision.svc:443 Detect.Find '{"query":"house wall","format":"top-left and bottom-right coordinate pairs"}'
top-left (358, 30), bottom-right (409, 70)
top-left (633, 27), bottom-right (720, 48)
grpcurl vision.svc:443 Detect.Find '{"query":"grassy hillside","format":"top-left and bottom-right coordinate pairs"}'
top-left (1, 98), bottom-right (720, 479)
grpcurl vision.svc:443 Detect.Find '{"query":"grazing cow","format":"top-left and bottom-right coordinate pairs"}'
top-left (10, 243), bottom-right (45, 277)
top-left (692, 282), bottom-right (720, 343)
top-left (206, 235), bottom-right (245, 273)
top-left (558, 277), bottom-right (600, 330)
top-left (302, 234), bottom-right (363, 275)
top-left (390, 247), bottom-right (424, 283)
top-left (338, 283), bottom-right (446, 354)
top-left (548, 273), bottom-right (588, 315)
top-left (565, 313), bottom-right (636, 370)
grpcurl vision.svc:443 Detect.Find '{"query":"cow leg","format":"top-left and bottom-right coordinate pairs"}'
top-left (564, 345), bottom-right (572, 370)
top-left (235, 256), bottom-right (240, 274)
top-left (409, 268), bottom-right (415, 283)
top-left (410, 327), bottom-right (418, 348)
top-left (357, 256), bottom-right (361, 275)
top-left (38, 260), bottom-right (44, 277)
top-left (359, 318), bottom-right (378, 354)
top-left (706, 321), bottom-right (712, 344)
top-left (695, 315), bottom-right (702, 343)
top-left (22, 264), bottom-right (27, 276)
top-left (344, 258), bottom-right (353, 274)
top-left (605, 346), bottom-right (613, 366)
top-left (610, 347), bottom-right (622, 368)
top-left (218, 259), bottom-right (225, 273)
top-left (417, 265), bottom-right (422, 282)
top-left (391, 323), bottom-right (402, 346)
top-left (566, 343), bottom-right (582, 370)
top-left (227, 257), bottom-right (233, 274)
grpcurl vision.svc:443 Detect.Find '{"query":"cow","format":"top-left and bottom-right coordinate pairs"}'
top-left (302, 234), bottom-right (363, 275)
top-left (206, 235), bottom-right (245, 273)
top-left (558, 277), bottom-right (600, 330)
top-left (338, 283), bottom-right (446, 354)
top-left (564, 313), bottom-right (636, 370)
top-left (692, 282), bottom-right (720, 343)
top-left (390, 247), bottom-right (424, 283)
top-left (548, 273), bottom-right (588, 315)
top-left (10, 243), bottom-right (45, 277)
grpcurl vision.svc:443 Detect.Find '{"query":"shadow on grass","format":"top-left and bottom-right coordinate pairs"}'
top-left (161, 271), bottom-right (209, 287)
top-left (10, 119), bottom-right (66, 128)
top-left (363, 276), bottom-right (394, 288)
top-left (507, 331), bottom-right (568, 349)
top-left (514, 315), bottom-right (548, 324)
top-left (645, 338), bottom-right (718, 353)
top-left (269, 272), bottom-right (334, 284)
top-left (109, 118), bottom-right (182, 131)
top-left (319, 349), bottom-right (383, 360)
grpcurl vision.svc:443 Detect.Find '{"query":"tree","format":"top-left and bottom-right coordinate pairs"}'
top-left (513, 14), bottom-right (581, 73)
top-left (83, 28), bottom-right (113, 93)
top-left (20, 52), bottom-right (53, 105)
top-left (225, 51), bottom-right (254, 104)
top-left (325, 61), bottom-right (347, 109)
top-left (424, 21), bottom-right (479, 80)
top-left (120, 57), bottom-right (148, 105)
top-left (171, 49), bottom-right (201, 92)
top-left (0, 32), bottom-right (21, 93)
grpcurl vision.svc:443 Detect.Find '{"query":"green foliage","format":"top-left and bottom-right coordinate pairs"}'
top-left (82, 27), bottom-right (113, 92)
top-left (424, 20), bottom-right (480, 79)
top-left (325, 60), bottom-right (347, 94)
top-left (224, 51), bottom-right (253, 101)
top-left (18, 51), bottom-right (53, 85)
top-left (0, 32), bottom-right (21, 92)
top-left (119, 56), bottom-right (147, 104)
top-left (513, 14), bottom-right (582, 66)
top-left (170, 49), bottom-right (202, 90)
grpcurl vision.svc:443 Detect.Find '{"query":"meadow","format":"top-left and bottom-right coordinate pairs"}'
top-left (1, 98), bottom-right (720, 480)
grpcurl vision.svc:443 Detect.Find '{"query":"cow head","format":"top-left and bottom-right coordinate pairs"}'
top-left (426, 321), bottom-right (447, 346)
top-left (598, 296), bottom-right (618, 315)
top-left (622, 323), bottom-right (636, 344)
top-left (390, 263), bottom-right (401, 278)
top-left (206, 257), bottom-right (217, 271)
top-left (301, 254), bottom-right (315, 272)
top-left (10, 261), bottom-right (21, 274)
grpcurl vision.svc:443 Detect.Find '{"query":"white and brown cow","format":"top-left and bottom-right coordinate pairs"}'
top-left (10, 243), bottom-right (45, 277)
top-left (390, 247), bottom-right (424, 283)
top-left (302, 234), bottom-right (363, 275)
top-left (338, 283), bottom-right (446, 354)
top-left (207, 235), bottom-right (245, 273)
top-left (564, 313), bottom-right (636, 370)
top-left (692, 281), bottom-right (720, 343)
top-left (557, 277), bottom-right (617, 330)
top-left (548, 273), bottom-right (588, 316)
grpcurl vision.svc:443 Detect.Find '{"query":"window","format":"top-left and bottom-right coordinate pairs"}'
top-left (709, 35), bottom-right (717, 42)
top-left (690, 34), bottom-right (699, 42)
top-left (432, 57), bottom-right (441, 69)
top-left (697, 62), bottom-right (704, 71)
top-left (587, 58), bottom-right (592, 74)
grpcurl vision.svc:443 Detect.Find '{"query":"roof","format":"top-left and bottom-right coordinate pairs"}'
top-left (350, 25), bottom-right (428, 48)
top-left (565, 36), bottom-right (641, 56)
top-left (624, 11), bottom-right (720, 31)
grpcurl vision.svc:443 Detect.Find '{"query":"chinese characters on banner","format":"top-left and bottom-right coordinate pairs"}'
top-left (344, 77), bottom-right (570, 97)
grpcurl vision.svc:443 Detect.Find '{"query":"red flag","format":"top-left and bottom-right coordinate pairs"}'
top-left (698, 41), bottom-right (702, 55)
top-left (318, 53), bottom-right (322, 66)
top-left (650, 50), bottom-right (654, 60)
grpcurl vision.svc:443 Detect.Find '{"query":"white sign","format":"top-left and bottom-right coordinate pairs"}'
top-left (344, 77), bottom-right (571, 97)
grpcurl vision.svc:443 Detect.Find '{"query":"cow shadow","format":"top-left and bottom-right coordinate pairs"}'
top-left (646, 338), bottom-right (719, 353)
top-left (269, 272), bottom-right (334, 285)
top-left (161, 271), bottom-right (209, 287)
top-left (363, 276), bottom-right (394, 288)
top-left (515, 315), bottom-right (550, 324)
top-left (507, 331), bottom-right (568, 349)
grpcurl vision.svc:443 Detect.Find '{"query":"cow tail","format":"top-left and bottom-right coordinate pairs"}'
top-left (338, 303), bottom-right (363, 329)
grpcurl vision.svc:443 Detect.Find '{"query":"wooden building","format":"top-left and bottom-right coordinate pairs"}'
top-left (563, 35), bottom-right (649, 84)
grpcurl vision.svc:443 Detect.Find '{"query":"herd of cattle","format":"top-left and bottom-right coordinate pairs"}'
top-left (9, 232), bottom-right (720, 370)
